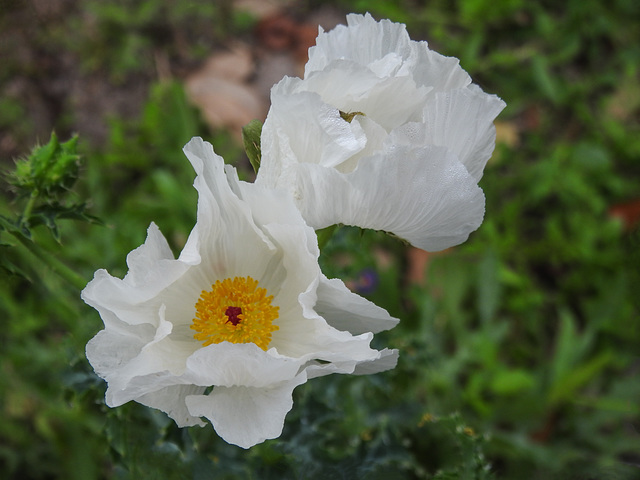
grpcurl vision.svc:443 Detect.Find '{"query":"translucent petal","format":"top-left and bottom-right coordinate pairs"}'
top-left (81, 224), bottom-right (190, 328)
top-left (123, 222), bottom-right (174, 285)
top-left (306, 13), bottom-right (411, 75)
top-left (185, 374), bottom-right (307, 449)
top-left (351, 348), bottom-right (399, 375)
top-left (391, 85), bottom-right (506, 181)
top-left (181, 137), bottom-right (276, 280)
top-left (305, 346), bottom-right (399, 380)
top-left (86, 329), bottom-right (149, 381)
top-left (404, 40), bottom-right (471, 92)
top-left (315, 276), bottom-right (399, 334)
top-left (137, 384), bottom-right (206, 427)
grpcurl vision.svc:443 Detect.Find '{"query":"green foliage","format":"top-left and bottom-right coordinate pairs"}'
top-left (78, 79), bottom-right (244, 263)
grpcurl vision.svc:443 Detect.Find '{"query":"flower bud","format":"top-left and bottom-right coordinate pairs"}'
top-left (11, 132), bottom-right (80, 197)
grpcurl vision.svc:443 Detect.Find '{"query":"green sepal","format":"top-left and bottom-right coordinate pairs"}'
top-left (339, 110), bottom-right (365, 123)
top-left (382, 229), bottom-right (411, 246)
top-left (242, 119), bottom-right (263, 174)
top-left (316, 224), bottom-right (340, 250)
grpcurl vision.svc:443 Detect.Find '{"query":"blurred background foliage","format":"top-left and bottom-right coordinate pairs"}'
top-left (1, 0), bottom-right (639, 478)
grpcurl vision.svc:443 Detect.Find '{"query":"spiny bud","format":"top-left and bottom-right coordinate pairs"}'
top-left (10, 132), bottom-right (80, 197)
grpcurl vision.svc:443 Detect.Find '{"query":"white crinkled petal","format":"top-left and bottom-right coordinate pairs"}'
top-left (105, 370), bottom-right (181, 408)
top-left (192, 171), bottom-right (345, 361)
top-left (390, 85), bottom-right (506, 181)
top-left (305, 347), bottom-right (399, 380)
top-left (261, 224), bottom-right (384, 364)
top-left (334, 115), bottom-right (387, 173)
top-left (97, 309), bottom-right (194, 408)
top-left (86, 328), bottom-right (149, 381)
top-left (181, 137), bottom-right (276, 278)
top-left (81, 224), bottom-right (190, 329)
top-left (306, 348), bottom-right (399, 379)
top-left (225, 165), bottom-right (319, 259)
top-left (315, 276), bottom-right (398, 335)
top-left (301, 61), bottom-right (430, 131)
top-left (404, 40), bottom-right (471, 93)
top-left (166, 137), bottom-right (295, 333)
top-left (306, 13), bottom-right (411, 75)
top-left (261, 82), bottom-right (367, 179)
top-left (114, 306), bottom-right (197, 387)
top-left (123, 222), bottom-right (175, 285)
top-left (185, 373), bottom-right (307, 449)
top-left (305, 13), bottom-right (470, 98)
top-left (351, 348), bottom-right (399, 375)
top-left (291, 144), bottom-right (485, 251)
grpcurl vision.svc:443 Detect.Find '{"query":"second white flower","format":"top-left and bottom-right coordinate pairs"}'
top-left (256, 13), bottom-right (506, 251)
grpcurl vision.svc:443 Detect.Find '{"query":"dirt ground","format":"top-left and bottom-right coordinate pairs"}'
top-left (0, 0), bottom-right (345, 162)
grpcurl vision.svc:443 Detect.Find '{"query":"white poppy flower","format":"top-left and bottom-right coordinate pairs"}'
top-left (256, 13), bottom-right (506, 251)
top-left (82, 137), bottom-right (398, 449)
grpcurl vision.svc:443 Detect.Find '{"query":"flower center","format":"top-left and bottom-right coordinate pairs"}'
top-left (224, 306), bottom-right (243, 326)
top-left (191, 276), bottom-right (279, 351)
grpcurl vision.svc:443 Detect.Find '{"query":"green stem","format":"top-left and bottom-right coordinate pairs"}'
top-left (21, 190), bottom-right (39, 225)
top-left (11, 231), bottom-right (87, 291)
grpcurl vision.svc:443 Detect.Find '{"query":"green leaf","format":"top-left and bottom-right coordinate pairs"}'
top-left (490, 369), bottom-right (536, 395)
top-left (547, 310), bottom-right (613, 405)
top-left (26, 203), bottom-right (102, 242)
top-left (549, 351), bottom-right (614, 405)
top-left (242, 119), bottom-right (263, 174)
top-left (531, 55), bottom-right (561, 104)
top-left (476, 249), bottom-right (501, 324)
top-left (549, 311), bottom-right (594, 387)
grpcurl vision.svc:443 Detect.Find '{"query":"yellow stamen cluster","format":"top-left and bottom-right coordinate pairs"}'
top-left (191, 276), bottom-right (279, 351)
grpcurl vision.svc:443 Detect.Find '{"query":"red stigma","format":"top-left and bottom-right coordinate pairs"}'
top-left (225, 306), bottom-right (243, 326)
